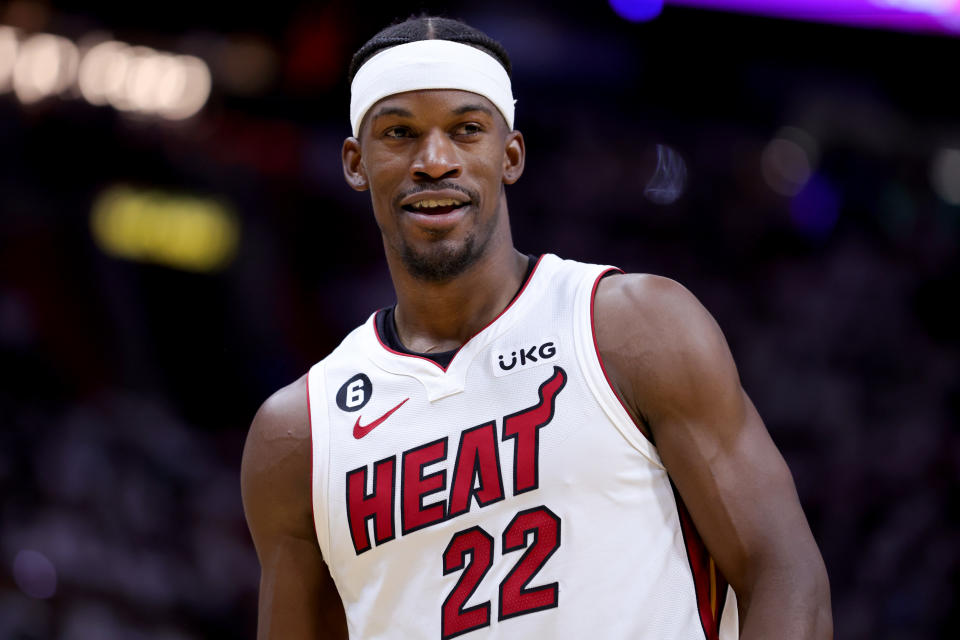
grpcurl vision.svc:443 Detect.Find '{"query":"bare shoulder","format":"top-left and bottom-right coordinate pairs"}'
top-left (241, 374), bottom-right (316, 553)
top-left (594, 273), bottom-right (721, 350)
top-left (243, 374), bottom-right (348, 637)
top-left (593, 273), bottom-right (738, 429)
top-left (597, 275), bottom-right (832, 634)
top-left (247, 374), bottom-right (311, 448)
top-left (243, 374), bottom-right (311, 483)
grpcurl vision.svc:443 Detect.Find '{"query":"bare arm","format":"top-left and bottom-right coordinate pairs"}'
top-left (241, 375), bottom-right (348, 640)
top-left (595, 274), bottom-right (832, 639)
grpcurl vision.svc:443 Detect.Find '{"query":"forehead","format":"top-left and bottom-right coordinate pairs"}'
top-left (365, 89), bottom-right (503, 127)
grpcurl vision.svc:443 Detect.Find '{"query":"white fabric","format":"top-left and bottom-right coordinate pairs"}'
top-left (308, 254), bottom-right (737, 639)
top-left (349, 39), bottom-right (515, 136)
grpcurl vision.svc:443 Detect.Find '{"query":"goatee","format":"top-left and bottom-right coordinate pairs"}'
top-left (400, 234), bottom-right (483, 282)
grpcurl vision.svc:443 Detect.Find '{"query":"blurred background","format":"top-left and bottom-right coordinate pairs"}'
top-left (1, 0), bottom-right (958, 638)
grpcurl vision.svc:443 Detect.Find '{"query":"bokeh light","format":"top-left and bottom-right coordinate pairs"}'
top-left (930, 147), bottom-right (960, 205)
top-left (12, 32), bottom-right (78, 104)
top-left (609, 0), bottom-right (664, 22)
top-left (761, 126), bottom-right (819, 197)
top-left (77, 40), bottom-right (130, 106)
top-left (12, 550), bottom-right (58, 599)
top-left (160, 55), bottom-right (211, 120)
top-left (90, 186), bottom-right (240, 272)
top-left (4, 28), bottom-right (211, 119)
top-left (0, 26), bottom-right (18, 92)
top-left (789, 173), bottom-right (840, 238)
top-left (664, 0), bottom-right (960, 36)
top-left (120, 46), bottom-right (167, 112)
top-left (95, 45), bottom-right (211, 119)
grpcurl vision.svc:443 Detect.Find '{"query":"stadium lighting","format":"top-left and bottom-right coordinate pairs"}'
top-left (90, 186), bottom-right (240, 273)
top-left (0, 26), bottom-right (17, 92)
top-left (761, 127), bottom-right (819, 197)
top-left (609, 0), bottom-right (665, 22)
top-left (77, 40), bottom-right (130, 106)
top-left (930, 148), bottom-right (960, 205)
top-left (665, 0), bottom-right (960, 36)
top-left (12, 33), bottom-right (78, 104)
top-left (1, 25), bottom-right (212, 120)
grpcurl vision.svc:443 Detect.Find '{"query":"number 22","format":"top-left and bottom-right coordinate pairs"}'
top-left (441, 506), bottom-right (561, 639)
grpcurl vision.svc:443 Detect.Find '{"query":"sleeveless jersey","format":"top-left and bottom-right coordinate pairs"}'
top-left (307, 254), bottom-right (739, 640)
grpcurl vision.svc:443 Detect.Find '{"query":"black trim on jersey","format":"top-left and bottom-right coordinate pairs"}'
top-left (497, 505), bottom-right (562, 621)
top-left (447, 421), bottom-right (506, 519)
top-left (375, 254), bottom-right (539, 368)
top-left (501, 366), bottom-right (568, 496)
top-left (441, 525), bottom-right (495, 640)
top-left (401, 437), bottom-right (449, 536)
top-left (345, 455), bottom-right (396, 555)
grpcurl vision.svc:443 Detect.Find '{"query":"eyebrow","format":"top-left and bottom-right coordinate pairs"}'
top-left (452, 103), bottom-right (494, 117)
top-left (369, 102), bottom-right (494, 124)
top-left (370, 106), bottom-right (414, 121)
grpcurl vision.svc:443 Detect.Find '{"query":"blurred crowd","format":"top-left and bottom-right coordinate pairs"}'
top-left (1, 2), bottom-right (958, 639)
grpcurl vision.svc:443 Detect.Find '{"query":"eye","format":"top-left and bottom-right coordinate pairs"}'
top-left (454, 122), bottom-right (484, 137)
top-left (384, 126), bottom-right (414, 139)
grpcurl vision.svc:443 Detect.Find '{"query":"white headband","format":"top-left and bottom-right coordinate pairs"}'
top-left (349, 39), bottom-right (515, 137)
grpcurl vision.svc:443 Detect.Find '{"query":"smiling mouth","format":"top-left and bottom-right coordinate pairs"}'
top-left (401, 198), bottom-right (471, 216)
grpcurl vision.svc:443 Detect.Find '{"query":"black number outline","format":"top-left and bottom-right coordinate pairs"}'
top-left (440, 506), bottom-right (562, 637)
top-left (498, 506), bottom-right (561, 621)
top-left (441, 526), bottom-right (494, 640)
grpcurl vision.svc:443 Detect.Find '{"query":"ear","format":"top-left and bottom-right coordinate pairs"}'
top-left (342, 137), bottom-right (368, 191)
top-left (502, 130), bottom-right (525, 185)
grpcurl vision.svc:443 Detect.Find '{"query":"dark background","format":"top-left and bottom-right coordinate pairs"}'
top-left (1, 1), bottom-right (958, 638)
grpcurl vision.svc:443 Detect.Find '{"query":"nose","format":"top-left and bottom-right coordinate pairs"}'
top-left (410, 128), bottom-right (462, 181)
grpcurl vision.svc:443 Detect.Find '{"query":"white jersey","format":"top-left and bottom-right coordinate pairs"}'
top-left (307, 254), bottom-right (738, 640)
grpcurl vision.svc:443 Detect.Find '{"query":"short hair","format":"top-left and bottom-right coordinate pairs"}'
top-left (348, 15), bottom-right (512, 84)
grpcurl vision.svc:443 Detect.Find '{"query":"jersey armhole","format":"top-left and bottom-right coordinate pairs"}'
top-left (572, 266), bottom-right (664, 468)
top-left (307, 361), bottom-right (334, 563)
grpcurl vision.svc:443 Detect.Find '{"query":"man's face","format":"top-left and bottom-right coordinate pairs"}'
top-left (343, 89), bottom-right (523, 281)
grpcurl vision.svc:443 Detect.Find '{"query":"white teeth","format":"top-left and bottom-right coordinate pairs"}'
top-left (411, 198), bottom-right (465, 209)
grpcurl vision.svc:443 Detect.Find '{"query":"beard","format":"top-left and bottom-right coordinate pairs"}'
top-left (398, 209), bottom-right (499, 282)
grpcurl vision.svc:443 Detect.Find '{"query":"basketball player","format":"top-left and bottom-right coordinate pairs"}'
top-left (241, 16), bottom-right (832, 640)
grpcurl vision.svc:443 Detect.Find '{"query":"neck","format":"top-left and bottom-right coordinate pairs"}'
top-left (386, 226), bottom-right (527, 354)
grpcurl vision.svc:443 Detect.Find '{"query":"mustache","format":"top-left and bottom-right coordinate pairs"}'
top-left (395, 182), bottom-right (477, 206)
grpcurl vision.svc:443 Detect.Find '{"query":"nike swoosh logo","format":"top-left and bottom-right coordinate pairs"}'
top-left (353, 398), bottom-right (409, 439)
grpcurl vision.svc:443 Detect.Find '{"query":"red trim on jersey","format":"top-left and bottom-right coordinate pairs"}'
top-left (674, 486), bottom-right (727, 640)
top-left (373, 324), bottom-right (449, 371)
top-left (590, 268), bottom-right (729, 635)
top-left (588, 267), bottom-right (656, 444)
top-left (372, 254), bottom-right (546, 372)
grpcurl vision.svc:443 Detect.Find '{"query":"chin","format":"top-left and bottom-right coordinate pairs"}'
top-left (400, 235), bottom-right (484, 282)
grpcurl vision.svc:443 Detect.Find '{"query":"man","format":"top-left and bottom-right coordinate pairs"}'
top-left (241, 16), bottom-right (832, 640)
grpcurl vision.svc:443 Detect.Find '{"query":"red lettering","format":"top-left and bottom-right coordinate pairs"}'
top-left (448, 422), bottom-right (505, 518)
top-left (502, 367), bottom-right (567, 495)
top-left (347, 367), bottom-right (567, 554)
top-left (346, 456), bottom-right (396, 554)
top-left (402, 437), bottom-right (448, 534)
